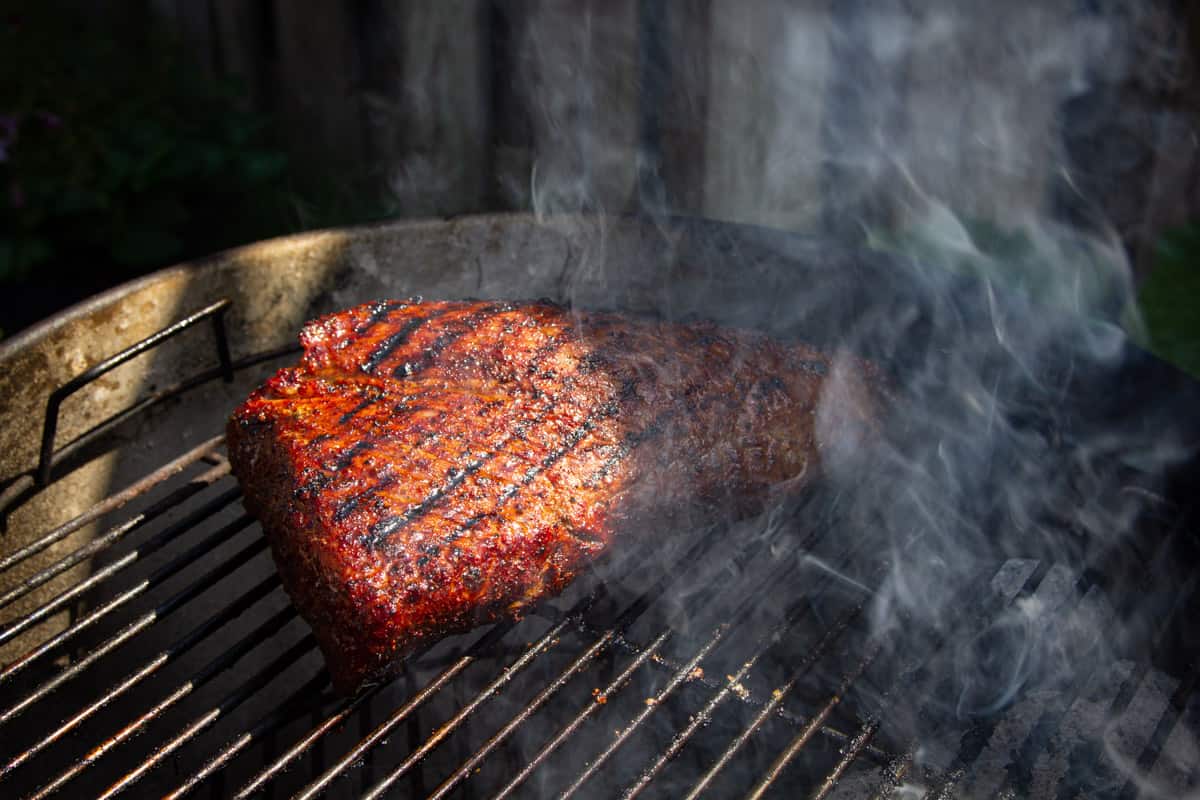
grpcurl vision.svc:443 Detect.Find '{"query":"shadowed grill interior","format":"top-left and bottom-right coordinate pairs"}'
top-left (2, 295), bottom-right (1199, 800)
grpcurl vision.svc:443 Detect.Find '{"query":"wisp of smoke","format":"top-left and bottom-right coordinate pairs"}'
top-left (493, 0), bottom-right (1196, 792)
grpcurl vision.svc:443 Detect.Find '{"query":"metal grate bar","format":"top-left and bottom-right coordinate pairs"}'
top-left (492, 524), bottom-right (842, 800)
top-left (623, 628), bottom-right (792, 799)
top-left (493, 627), bottom-right (674, 800)
top-left (622, 602), bottom-right (835, 799)
top-left (558, 620), bottom-right (732, 800)
top-left (36, 299), bottom-right (233, 487)
top-left (289, 515), bottom-right (744, 800)
top-left (357, 596), bottom-right (599, 800)
top-left (808, 594), bottom-right (986, 800)
top-left (1180, 693), bottom-right (1200, 794)
top-left (975, 537), bottom-right (1195, 800)
top-left (0, 461), bottom-right (231, 612)
top-left (93, 631), bottom-right (315, 800)
top-left (620, 550), bottom-right (887, 800)
top-left (867, 748), bottom-right (915, 800)
top-left (515, 636), bottom-right (807, 762)
top-left (1, 291), bottom-right (1187, 800)
top-left (926, 557), bottom-right (1189, 800)
top-left (26, 607), bottom-right (301, 800)
top-left (29, 345), bottom-right (295, 502)
top-left (681, 602), bottom-right (869, 800)
top-left (0, 491), bottom-right (245, 660)
top-left (288, 620), bottom-right (520, 800)
top-left (995, 555), bottom-right (1200, 798)
top-left (0, 569), bottom-right (279, 784)
top-left (882, 700), bottom-right (998, 795)
top-left (742, 637), bottom-right (887, 800)
top-left (995, 572), bottom-right (1197, 800)
top-left (811, 716), bottom-right (882, 800)
top-left (352, 590), bottom-right (600, 800)
top-left (427, 520), bottom-right (761, 800)
top-left (163, 671), bottom-right (333, 800)
top-left (1043, 655), bottom-right (1155, 800)
top-left (0, 435), bottom-right (224, 572)
top-left (592, 624), bottom-right (885, 753)
top-left (1, 512), bottom-right (252, 682)
top-left (425, 610), bottom-right (618, 800)
top-left (883, 559), bottom-right (1054, 800)
top-left (233, 682), bottom-right (387, 799)
top-left (0, 539), bottom-right (270, 738)
top-left (806, 601), bottom-right (961, 800)
top-left (1115, 662), bottom-right (1200, 800)
top-left (0, 342), bottom-right (297, 518)
top-left (990, 609), bottom-right (1111, 795)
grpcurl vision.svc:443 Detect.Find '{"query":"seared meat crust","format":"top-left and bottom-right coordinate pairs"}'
top-left (227, 299), bottom-right (878, 693)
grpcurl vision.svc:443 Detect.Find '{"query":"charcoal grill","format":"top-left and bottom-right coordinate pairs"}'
top-left (2, 213), bottom-right (1199, 799)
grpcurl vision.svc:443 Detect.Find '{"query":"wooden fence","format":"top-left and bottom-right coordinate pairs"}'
top-left (150, 0), bottom-right (1199, 276)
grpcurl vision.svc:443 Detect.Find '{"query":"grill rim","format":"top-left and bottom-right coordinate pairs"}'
top-left (3, 213), bottom-right (1200, 798)
top-left (0, 302), bottom-right (913, 797)
top-left (0, 213), bottom-right (479, 364)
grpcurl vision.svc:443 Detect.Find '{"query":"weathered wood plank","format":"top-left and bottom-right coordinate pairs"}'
top-left (118, 0), bottom-right (1200, 257)
top-left (150, 0), bottom-right (218, 78)
top-left (701, 0), bottom-right (832, 230)
top-left (493, 0), bottom-right (640, 214)
top-left (651, 0), bottom-right (711, 216)
top-left (211, 0), bottom-right (272, 108)
top-left (1117, 1), bottom-right (1200, 277)
top-left (271, 0), bottom-right (366, 174)
top-left (895, 1), bottom-right (1072, 228)
top-left (359, 1), bottom-right (492, 215)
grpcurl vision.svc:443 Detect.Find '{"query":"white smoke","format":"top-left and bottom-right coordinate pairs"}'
top-left (495, 0), bottom-right (1197, 793)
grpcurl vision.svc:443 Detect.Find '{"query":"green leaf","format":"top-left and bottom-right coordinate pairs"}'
top-left (1137, 224), bottom-right (1200, 379)
top-left (866, 206), bottom-right (1130, 319)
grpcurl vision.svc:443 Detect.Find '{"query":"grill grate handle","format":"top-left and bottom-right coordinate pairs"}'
top-left (36, 298), bottom-right (234, 486)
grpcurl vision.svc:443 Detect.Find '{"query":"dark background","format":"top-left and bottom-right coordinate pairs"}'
top-left (2, 0), bottom-right (1198, 375)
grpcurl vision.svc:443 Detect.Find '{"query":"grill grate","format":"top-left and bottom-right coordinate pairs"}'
top-left (1, 301), bottom-right (1198, 799)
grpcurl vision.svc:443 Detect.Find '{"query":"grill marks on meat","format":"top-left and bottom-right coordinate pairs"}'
top-left (227, 299), bottom-right (880, 693)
